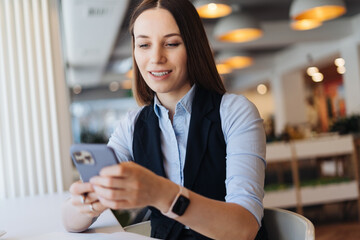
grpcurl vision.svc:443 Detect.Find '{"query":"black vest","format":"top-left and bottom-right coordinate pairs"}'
top-left (133, 87), bottom-right (267, 240)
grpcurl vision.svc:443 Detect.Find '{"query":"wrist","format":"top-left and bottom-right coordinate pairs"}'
top-left (153, 179), bottom-right (179, 213)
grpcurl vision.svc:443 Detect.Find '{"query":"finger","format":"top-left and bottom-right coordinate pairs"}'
top-left (69, 181), bottom-right (94, 196)
top-left (85, 192), bottom-right (100, 203)
top-left (78, 201), bottom-right (102, 217)
top-left (97, 196), bottom-right (131, 210)
top-left (80, 192), bottom-right (97, 205)
top-left (91, 200), bottom-right (108, 213)
top-left (90, 176), bottom-right (124, 189)
top-left (93, 185), bottom-right (127, 201)
top-left (99, 162), bottom-right (136, 178)
top-left (71, 194), bottom-right (87, 206)
top-left (80, 194), bottom-right (86, 204)
top-left (71, 191), bottom-right (99, 206)
top-left (98, 164), bottom-right (125, 177)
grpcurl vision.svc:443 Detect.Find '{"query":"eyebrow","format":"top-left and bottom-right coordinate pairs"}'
top-left (135, 33), bottom-right (181, 39)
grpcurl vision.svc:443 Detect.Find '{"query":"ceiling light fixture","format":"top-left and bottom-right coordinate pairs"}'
top-left (334, 58), bottom-right (346, 74)
top-left (312, 72), bottom-right (324, 82)
top-left (257, 84), bottom-right (267, 95)
top-left (213, 12), bottom-right (263, 43)
top-left (334, 57), bottom-right (345, 67)
top-left (306, 66), bottom-right (319, 76)
top-left (290, 0), bottom-right (346, 22)
top-left (290, 19), bottom-right (322, 31)
top-left (306, 54), bottom-right (323, 82)
top-left (216, 63), bottom-right (232, 75)
top-left (337, 66), bottom-right (346, 74)
top-left (195, 0), bottom-right (232, 19)
top-left (217, 51), bottom-right (254, 69)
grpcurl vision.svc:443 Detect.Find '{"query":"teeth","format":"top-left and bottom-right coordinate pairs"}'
top-left (151, 71), bottom-right (169, 77)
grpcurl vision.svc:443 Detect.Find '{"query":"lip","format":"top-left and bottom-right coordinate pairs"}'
top-left (148, 69), bottom-right (172, 73)
top-left (148, 70), bottom-right (172, 80)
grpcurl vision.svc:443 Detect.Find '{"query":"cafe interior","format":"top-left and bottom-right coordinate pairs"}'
top-left (1, 0), bottom-right (360, 239)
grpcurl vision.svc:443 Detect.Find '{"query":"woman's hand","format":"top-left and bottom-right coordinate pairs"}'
top-left (69, 180), bottom-right (108, 218)
top-left (89, 161), bottom-right (178, 212)
top-left (88, 162), bottom-right (259, 239)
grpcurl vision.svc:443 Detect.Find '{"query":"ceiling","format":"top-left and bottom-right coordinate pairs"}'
top-left (62, 0), bottom-right (360, 91)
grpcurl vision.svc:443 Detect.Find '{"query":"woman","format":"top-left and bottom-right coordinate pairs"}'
top-left (62, 0), bottom-right (267, 239)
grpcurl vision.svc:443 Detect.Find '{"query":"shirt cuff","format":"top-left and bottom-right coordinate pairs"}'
top-left (226, 195), bottom-right (264, 226)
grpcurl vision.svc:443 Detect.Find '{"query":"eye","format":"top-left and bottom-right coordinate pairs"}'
top-left (166, 43), bottom-right (180, 47)
top-left (138, 43), bottom-right (150, 48)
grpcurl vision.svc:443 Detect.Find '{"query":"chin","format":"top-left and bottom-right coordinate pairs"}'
top-left (148, 84), bottom-right (172, 94)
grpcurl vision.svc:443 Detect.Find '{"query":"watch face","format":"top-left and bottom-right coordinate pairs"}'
top-left (172, 195), bottom-right (190, 216)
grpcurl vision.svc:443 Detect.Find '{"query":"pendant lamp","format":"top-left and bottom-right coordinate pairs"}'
top-left (195, 0), bottom-right (232, 19)
top-left (213, 12), bottom-right (263, 43)
top-left (290, 19), bottom-right (322, 31)
top-left (216, 63), bottom-right (232, 75)
top-left (217, 51), bottom-right (253, 69)
top-left (290, 0), bottom-right (346, 22)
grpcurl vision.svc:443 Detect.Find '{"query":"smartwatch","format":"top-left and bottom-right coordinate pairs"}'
top-left (162, 186), bottom-right (190, 218)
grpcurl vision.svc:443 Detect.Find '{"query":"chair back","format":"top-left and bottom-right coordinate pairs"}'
top-left (124, 220), bottom-right (151, 237)
top-left (264, 207), bottom-right (315, 240)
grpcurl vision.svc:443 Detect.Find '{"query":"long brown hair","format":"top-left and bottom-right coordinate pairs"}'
top-left (129, 0), bottom-right (226, 106)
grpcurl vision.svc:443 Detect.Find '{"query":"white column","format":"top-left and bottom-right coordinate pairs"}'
top-left (0, 0), bottom-right (73, 199)
top-left (271, 70), bottom-right (287, 135)
top-left (282, 71), bottom-right (307, 125)
top-left (340, 37), bottom-right (360, 115)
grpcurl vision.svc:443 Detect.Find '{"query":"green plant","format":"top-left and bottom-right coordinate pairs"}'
top-left (300, 177), bottom-right (351, 187)
top-left (80, 128), bottom-right (107, 143)
top-left (329, 114), bottom-right (360, 135)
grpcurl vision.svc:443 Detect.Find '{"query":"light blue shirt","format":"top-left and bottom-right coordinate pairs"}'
top-left (108, 85), bottom-right (266, 225)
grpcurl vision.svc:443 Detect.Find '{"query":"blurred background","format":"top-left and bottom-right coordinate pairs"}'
top-left (60, 1), bottom-right (360, 230)
top-left (60, 0), bottom-right (360, 143)
top-left (61, 0), bottom-right (360, 232)
top-left (1, 0), bottom-right (360, 237)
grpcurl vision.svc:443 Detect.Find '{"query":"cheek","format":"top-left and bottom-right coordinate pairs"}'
top-left (134, 51), bottom-right (145, 69)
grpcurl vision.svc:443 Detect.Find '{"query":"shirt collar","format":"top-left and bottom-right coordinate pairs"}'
top-left (153, 84), bottom-right (196, 119)
top-left (154, 95), bottom-right (163, 118)
top-left (179, 84), bottom-right (196, 114)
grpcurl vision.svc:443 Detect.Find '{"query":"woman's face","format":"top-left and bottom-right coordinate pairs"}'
top-left (133, 8), bottom-right (191, 101)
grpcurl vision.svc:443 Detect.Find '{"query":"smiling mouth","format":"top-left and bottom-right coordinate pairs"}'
top-left (150, 70), bottom-right (172, 77)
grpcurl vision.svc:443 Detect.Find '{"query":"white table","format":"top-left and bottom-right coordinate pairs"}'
top-left (0, 192), bottom-right (124, 239)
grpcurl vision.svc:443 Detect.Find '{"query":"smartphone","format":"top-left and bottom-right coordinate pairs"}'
top-left (70, 143), bottom-right (119, 182)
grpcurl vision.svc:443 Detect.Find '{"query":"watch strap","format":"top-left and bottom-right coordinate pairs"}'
top-left (161, 185), bottom-right (189, 218)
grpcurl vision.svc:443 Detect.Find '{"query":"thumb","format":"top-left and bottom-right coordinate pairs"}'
top-left (99, 161), bottom-right (135, 177)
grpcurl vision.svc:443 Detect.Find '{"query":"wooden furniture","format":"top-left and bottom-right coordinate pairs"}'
top-left (264, 134), bottom-right (360, 219)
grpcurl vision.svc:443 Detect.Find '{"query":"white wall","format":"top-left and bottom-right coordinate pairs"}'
top-left (0, 0), bottom-right (73, 199)
top-left (241, 85), bottom-right (275, 121)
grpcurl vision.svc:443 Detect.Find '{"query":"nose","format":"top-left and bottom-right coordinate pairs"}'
top-left (150, 45), bottom-right (166, 64)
